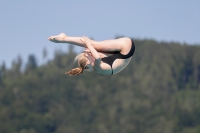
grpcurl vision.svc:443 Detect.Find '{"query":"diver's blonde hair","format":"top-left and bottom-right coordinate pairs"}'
top-left (65, 53), bottom-right (87, 76)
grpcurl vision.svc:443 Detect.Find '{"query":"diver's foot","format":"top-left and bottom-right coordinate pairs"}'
top-left (48, 33), bottom-right (67, 43)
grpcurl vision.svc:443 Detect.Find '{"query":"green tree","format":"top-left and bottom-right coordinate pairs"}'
top-left (25, 54), bottom-right (37, 72)
top-left (43, 47), bottom-right (48, 64)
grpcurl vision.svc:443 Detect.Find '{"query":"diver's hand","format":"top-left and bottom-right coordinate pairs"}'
top-left (80, 36), bottom-right (100, 60)
top-left (82, 48), bottom-right (91, 53)
top-left (80, 36), bottom-right (91, 47)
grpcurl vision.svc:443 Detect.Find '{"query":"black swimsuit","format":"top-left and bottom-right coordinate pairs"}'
top-left (101, 39), bottom-right (135, 74)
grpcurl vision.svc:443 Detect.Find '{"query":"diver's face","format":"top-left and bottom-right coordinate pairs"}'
top-left (85, 53), bottom-right (95, 64)
top-left (84, 53), bottom-right (94, 72)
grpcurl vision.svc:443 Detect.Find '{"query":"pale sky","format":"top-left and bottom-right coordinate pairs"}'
top-left (0, 1), bottom-right (200, 68)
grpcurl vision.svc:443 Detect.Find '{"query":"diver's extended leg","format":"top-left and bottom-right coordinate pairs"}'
top-left (48, 33), bottom-right (87, 47)
top-left (48, 33), bottom-right (132, 54)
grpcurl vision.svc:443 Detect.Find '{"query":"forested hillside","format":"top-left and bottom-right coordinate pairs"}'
top-left (0, 38), bottom-right (200, 133)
